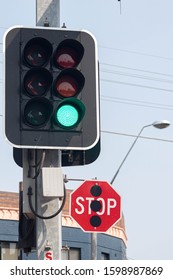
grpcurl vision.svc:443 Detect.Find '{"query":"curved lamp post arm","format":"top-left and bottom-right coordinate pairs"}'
top-left (110, 124), bottom-right (151, 185)
top-left (110, 120), bottom-right (171, 185)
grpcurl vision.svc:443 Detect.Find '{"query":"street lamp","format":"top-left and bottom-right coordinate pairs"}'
top-left (110, 120), bottom-right (170, 185)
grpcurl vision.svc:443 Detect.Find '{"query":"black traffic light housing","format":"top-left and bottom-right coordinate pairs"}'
top-left (4, 26), bottom-right (100, 150)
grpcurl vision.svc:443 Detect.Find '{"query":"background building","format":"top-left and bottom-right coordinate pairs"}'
top-left (0, 189), bottom-right (127, 260)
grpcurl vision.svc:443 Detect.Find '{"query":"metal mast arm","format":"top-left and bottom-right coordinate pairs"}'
top-left (110, 124), bottom-right (152, 185)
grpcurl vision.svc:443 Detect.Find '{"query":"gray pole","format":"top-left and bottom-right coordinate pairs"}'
top-left (35, 0), bottom-right (62, 260)
top-left (34, 150), bottom-right (63, 260)
top-left (91, 233), bottom-right (97, 260)
top-left (36, 0), bottom-right (60, 27)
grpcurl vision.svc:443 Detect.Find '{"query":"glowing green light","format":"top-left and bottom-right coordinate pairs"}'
top-left (55, 98), bottom-right (85, 129)
top-left (56, 104), bottom-right (79, 128)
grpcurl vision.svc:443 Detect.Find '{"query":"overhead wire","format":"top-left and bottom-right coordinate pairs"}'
top-left (100, 59), bottom-right (173, 94)
top-left (99, 44), bottom-right (173, 96)
top-left (102, 130), bottom-right (173, 143)
top-left (101, 78), bottom-right (173, 94)
top-left (101, 95), bottom-right (173, 111)
top-left (101, 62), bottom-right (173, 78)
top-left (99, 45), bottom-right (173, 106)
top-left (101, 68), bottom-right (173, 85)
top-left (99, 45), bottom-right (173, 61)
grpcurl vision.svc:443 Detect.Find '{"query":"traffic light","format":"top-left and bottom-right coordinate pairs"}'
top-left (4, 26), bottom-right (100, 150)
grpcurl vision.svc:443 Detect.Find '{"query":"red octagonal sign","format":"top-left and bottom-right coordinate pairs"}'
top-left (70, 180), bottom-right (121, 232)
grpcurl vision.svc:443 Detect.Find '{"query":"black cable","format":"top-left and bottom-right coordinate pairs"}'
top-left (18, 217), bottom-right (35, 241)
top-left (29, 150), bottom-right (46, 168)
top-left (27, 183), bottom-right (66, 220)
top-left (28, 150), bottom-right (46, 179)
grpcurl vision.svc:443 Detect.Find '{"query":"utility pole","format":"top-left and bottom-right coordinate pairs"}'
top-left (35, 0), bottom-right (61, 260)
top-left (28, 0), bottom-right (62, 260)
top-left (36, 0), bottom-right (60, 27)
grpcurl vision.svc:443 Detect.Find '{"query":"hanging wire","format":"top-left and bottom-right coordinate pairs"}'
top-left (27, 150), bottom-right (46, 179)
top-left (117, 0), bottom-right (122, 14)
top-left (27, 184), bottom-right (66, 220)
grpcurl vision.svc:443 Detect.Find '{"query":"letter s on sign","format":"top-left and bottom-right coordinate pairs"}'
top-left (75, 197), bottom-right (85, 214)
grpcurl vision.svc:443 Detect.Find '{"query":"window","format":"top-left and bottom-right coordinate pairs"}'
top-left (0, 242), bottom-right (18, 260)
top-left (61, 247), bottom-right (81, 260)
top-left (69, 248), bottom-right (81, 260)
top-left (101, 252), bottom-right (110, 260)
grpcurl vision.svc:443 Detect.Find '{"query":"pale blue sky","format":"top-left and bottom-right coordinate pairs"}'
top-left (1, 0), bottom-right (173, 259)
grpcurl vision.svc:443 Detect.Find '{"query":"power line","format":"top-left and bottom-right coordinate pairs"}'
top-left (101, 78), bottom-right (173, 93)
top-left (99, 45), bottom-right (173, 61)
top-left (100, 61), bottom-right (173, 93)
top-left (101, 95), bottom-right (173, 111)
top-left (102, 95), bottom-right (173, 108)
top-left (100, 62), bottom-right (173, 78)
top-left (102, 130), bottom-right (173, 143)
top-left (101, 68), bottom-right (173, 85)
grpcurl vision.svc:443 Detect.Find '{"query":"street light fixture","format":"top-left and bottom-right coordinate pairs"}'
top-left (110, 120), bottom-right (170, 185)
top-left (152, 120), bottom-right (170, 129)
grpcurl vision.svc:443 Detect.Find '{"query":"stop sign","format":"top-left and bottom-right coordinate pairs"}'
top-left (70, 180), bottom-right (121, 232)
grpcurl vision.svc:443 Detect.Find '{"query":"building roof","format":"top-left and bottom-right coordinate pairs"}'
top-left (0, 189), bottom-right (127, 246)
top-left (0, 191), bottom-right (19, 208)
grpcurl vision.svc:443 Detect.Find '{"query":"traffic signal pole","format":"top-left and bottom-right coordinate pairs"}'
top-left (36, 0), bottom-right (60, 27)
top-left (23, 149), bottom-right (63, 260)
top-left (32, 0), bottom-right (62, 260)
